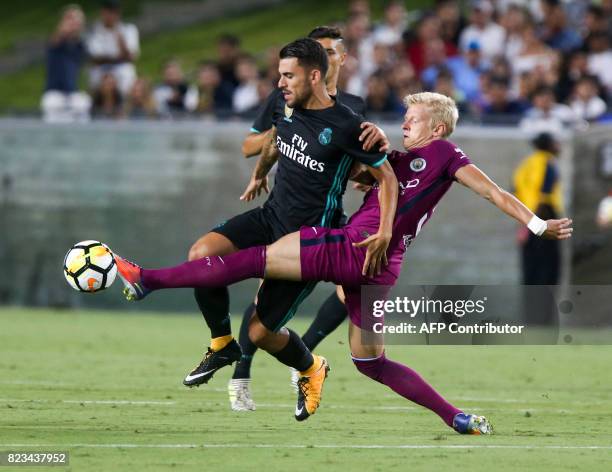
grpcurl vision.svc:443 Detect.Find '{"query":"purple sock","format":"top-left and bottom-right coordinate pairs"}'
top-left (141, 246), bottom-right (266, 291)
top-left (353, 353), bottom-right (461, 427)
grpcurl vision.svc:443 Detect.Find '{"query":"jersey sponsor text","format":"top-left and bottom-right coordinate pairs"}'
top-left (276, 134), bottom-right (325, 173)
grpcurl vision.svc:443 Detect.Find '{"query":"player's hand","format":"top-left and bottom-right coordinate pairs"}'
top-left (359, 122), bottom-right (390, 153)
top-left (353, 231), bottom-right (392, 278)
top-left (240, 176), bottom-right (269, 202)
top-left (542, 218), bottom-right (573, 240)
top-left (353, 182), bottom-right (372, 192)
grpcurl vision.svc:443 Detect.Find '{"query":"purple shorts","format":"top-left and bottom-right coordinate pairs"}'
top-left (300, 226), bottom-right (398, 327)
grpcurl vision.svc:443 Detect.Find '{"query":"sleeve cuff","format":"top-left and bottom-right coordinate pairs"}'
top-left (250, 127), bottom-right (261, 134)
top-left (371, 154), bottom-right (388, 168)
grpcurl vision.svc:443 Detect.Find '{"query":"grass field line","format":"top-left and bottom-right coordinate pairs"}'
top-left (0, 380), bottom-right (73, 387)
top-left (451, 396), bottom-right (607, 405)
top-left (0, 398), bottom-right (589, 414)
top-left (387, 394), bottom-right (609, 406)
top-left (1, 380), bottom-right (603, 406)
top-left (0, 380), bottom-right (229, 393)
top-left (0, 399), bottom-right (176, 406)
top-left (2, 443), bottom-right (612, 450)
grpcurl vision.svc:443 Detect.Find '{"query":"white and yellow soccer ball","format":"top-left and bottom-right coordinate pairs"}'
top-left (63, 240), bottom-right (117, 292)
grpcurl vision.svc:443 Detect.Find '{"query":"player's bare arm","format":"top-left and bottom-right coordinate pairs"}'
top-left (348, 162), bottom-right (375, 186)
top-left (241, 129), bottom-right (272, 158)
top-left (240, 127), bottom-right (277, 202)
top-left (359, 122), bottom-right (390, 152)
top-left (455, 164), bottom-right (573, 240)
top-left (353, 160), bottom-right (398, 277)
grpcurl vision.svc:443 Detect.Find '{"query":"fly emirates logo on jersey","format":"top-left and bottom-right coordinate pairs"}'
top-left (277, 134), bottom-right (325, 173)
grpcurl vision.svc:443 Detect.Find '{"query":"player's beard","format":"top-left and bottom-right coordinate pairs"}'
top-left (291, 82), bottom-right (313, 109)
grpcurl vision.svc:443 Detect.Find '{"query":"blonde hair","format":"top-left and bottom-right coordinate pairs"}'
top-left (61, 4), bottom-right (85, 24)
top-left (403, 92), bottom-right (458, 138)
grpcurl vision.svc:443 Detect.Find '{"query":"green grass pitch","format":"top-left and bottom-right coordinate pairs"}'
top-left (1, 306), bottom-right (611, 471)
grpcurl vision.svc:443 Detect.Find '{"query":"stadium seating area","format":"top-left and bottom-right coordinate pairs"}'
top-left (3, 0), bottom-right (612, 130)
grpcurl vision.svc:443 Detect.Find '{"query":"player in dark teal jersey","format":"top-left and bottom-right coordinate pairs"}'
top-left (183, 38), bottom-right (397, 421)
top-left (230, 26), bottom-right (383, 412)
top-left (242, 27), bottom-right (371, 158)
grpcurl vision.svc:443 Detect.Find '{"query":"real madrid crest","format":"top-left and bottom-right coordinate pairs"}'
top-left (284, 104), bottom-right (294, 122)
top-left (318, 127), bottom-right (333, 145)
top-left (410, 158), bottom-right (426, 172)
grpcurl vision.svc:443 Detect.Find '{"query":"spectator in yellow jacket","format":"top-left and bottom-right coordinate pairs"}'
top-left (513, 132), bottom-right (563, 285)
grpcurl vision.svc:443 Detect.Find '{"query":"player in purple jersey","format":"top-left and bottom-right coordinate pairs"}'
top-left (112, 92), bottom-right (572, 433)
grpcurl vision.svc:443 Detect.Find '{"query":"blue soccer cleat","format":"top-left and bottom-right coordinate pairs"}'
top-left (113, 253), bottom-right (150, 301)
top-left (452, 413), bottom-right (493, 435)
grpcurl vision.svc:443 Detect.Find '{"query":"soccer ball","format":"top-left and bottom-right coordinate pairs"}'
top-left (63, 240), bottom-right (117, 292)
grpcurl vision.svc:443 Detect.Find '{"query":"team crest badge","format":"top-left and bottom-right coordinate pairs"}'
top-left (284, 104), bottom-right (293, 122)
top-left (410, 158), bottom-right (426, 172)
top-left (318, 127), bottom-right (332, 145)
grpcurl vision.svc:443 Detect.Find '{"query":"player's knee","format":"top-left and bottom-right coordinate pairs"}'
top-left (247, 319), bottom-right (269, 347)
top-left (188, 242), bottom-right (208, 261)
top-left (352, 354), bottom-right (386, 382)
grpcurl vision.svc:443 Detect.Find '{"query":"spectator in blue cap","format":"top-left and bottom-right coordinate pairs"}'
top-left (422, 38), bottom-right (487, 103)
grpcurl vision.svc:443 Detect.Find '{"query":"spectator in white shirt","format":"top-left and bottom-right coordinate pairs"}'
top-left (459, 0), bottom-right (506, 60)
top-left (232, 54), bottom-right (261, 114)
top-left (153, 60), bottom-right (191, 117)
top-left (372, 1), bottom-right (407, 47)
top-left (343, 12), bottom-right (375, 96)
top-left (87, 0), bottom-right (139, 96)
top-left (500, 4), bottom-right (529, 62)
top-left (586, 32), bottom-right (612, 97)
top-left (512, 18), bottom-right (557, 79)
top-left (520, 85), bottom-right (579, 133)
top-left (570, 75), bottom-right (607, 121)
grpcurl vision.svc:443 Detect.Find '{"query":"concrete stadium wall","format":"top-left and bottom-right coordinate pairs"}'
top-left (571, 126), bottom-right (612, 284)
top-left (0, 119), bottom-right (576, 316)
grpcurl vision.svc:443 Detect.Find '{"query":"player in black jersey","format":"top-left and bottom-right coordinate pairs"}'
top-left (242, 26), bottom-right (378, 158)
top-left (185, 38), bottom-right (397, 421)
top-left (230, 26), bottom-right (383, 411)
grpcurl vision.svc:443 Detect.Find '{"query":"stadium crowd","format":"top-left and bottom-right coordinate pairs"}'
top-left (42, 0), bottom-right (612, 131)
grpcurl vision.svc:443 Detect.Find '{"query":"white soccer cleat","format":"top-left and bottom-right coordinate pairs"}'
top-left (228, 378), bottom-right (256, 411)
top-left (290, 367), bottom-right (299, 393)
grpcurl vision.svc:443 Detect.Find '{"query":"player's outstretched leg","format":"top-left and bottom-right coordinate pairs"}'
top-left (112, 248), bottom-right (263, 387)
top-left (113, 246), bottom-right (267, 300)
top-left (352, 352), bottom-right (492, 434)
top-left (345, 289), bottom-right (492, 435)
